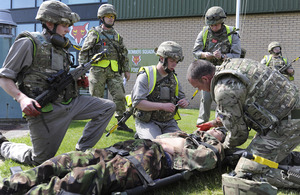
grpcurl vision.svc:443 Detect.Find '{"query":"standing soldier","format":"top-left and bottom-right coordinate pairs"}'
top-left (79, 4), bottom-right (132, 132)
top-left (261, 41), bottom-right (295, 81)
top-left (131, 41), bottom-right (189, 139)
top-left (0, 1), bottom-right (116, 165)
top-left (193, 6), bottom-right (241, 125)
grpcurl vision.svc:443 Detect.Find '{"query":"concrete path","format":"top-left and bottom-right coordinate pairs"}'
top-left (0, 122), bottom-right (29, 139)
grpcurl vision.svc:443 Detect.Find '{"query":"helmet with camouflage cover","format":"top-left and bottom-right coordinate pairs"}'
top-left (36, 1), bottom-right (80, 26)
top-left (97, 4), bottom-right (117, 19)
top-left (155, 41), bottom-right (184, 62)
top-left (205, 6), bottom-right (226, 26)
top-left (268, 41), bottom-right (281, 53)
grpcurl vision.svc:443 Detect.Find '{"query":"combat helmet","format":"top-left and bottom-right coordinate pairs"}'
top-left (155, 41), bottom-right (184, 62)
top-left (36, 1), bottom-right (80, 26)
top-left (205, 6), bottom-right (226, 25)
top-left (268, 41), bottom-right (281, 53)
top-left (97, 4), bottom-right (117, 19)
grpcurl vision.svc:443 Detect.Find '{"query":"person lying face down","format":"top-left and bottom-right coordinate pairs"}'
top-left (0, 129), bottom-right (225, 195)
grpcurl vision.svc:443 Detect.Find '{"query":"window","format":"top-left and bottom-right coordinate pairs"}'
top-left (61, 0), bottom-right (100, 5)
top-left (12, 0), bottom-right (35, 8)
top-left (0, 1), bottom-right (11, 9)
top-left (16, 24), bottom-right (35, 35)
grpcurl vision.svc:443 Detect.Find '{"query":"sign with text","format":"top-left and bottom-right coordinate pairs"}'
top-left (128, 49), bottom-right (158, 73)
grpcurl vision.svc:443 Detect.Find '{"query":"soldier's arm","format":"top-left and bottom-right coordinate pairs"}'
top-left (260, 57), bottom-right (267, 65)
top-left (192, 30), bottom-right (206, 59)
top-left (226, 33), bottom-right (241, 58)
top-left (214, 77), bottom-right (249, 149)
top-left (0, 38), bottom-right (40, 116)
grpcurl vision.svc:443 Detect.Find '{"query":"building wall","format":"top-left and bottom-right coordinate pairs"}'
top-left (114, 12), bottom-right (300, 109)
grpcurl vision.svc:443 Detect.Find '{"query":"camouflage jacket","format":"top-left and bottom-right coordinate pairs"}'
top-left (193, 24), bottom-right (241, 65)
top-left (0, 131), bottom-right (223, 195)
top-left (78, 26), bottom-right (130, 73)
top-left (211, 58), bottom-right (299, 149)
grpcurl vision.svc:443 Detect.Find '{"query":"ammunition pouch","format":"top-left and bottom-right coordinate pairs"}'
top-left (134, 109), bottom-right (152, 123)
top-left (222, 173), bottom-right (277, 195)
top-left (244, 102), bottom-right (279, 135)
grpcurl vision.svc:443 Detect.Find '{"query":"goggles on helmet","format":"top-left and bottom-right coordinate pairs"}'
top-left (206, 15), bottom-right (226, 21)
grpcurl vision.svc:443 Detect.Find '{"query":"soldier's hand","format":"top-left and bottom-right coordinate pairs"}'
top-left (19, 97), bottom-right (41, 117)
top-left (161, 103), bottom-right (176, 113)
top-left (177, 98), bottom-right (189, 108)
top-left (124, 72), bottom-right (130, 81)
top-left (213, 50), bottom-right (222, 59)
top-left (203, 52), bottom-right (214, 60)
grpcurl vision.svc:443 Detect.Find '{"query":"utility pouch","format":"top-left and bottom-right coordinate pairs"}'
top-left (134, 109), bottom-right (152, 123)
top-left (244, 102), bottom-right (279, 135)
top-left (160, 87), bottom-right (171, 100)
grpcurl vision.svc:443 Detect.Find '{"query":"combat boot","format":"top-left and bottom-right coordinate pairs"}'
top-left (0, 132), bottom-right (8, 147)
top-left (117, 122), bottom-right (133, 133)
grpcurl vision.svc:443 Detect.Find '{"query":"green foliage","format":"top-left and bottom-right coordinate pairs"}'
top-left (0, 109), bottom-right (299, 194)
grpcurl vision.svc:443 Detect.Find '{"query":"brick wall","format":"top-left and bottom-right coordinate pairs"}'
top-left (113, 12), bottom-right (300, 109)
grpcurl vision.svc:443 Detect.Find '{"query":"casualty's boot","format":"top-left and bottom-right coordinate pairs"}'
top-left (117, 121), bottom-right (133, 133)
top-left (0, 132), bottom-right (8, 147)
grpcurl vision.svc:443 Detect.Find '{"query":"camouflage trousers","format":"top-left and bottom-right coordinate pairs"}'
top-left (89, 66), bottom-right (126, 120)
top-left (234, 118), bottom-right (300, 188)
top-left (0, 139), bottom-right (169, 195)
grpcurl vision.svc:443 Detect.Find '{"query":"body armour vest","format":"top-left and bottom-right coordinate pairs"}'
top-left (135, 66), bottom-right (178, 122)
top-left (16, 31), bottom-right (77, 102)
top-left (89, 26), bottom-right (121, 72)
top-left (264, 55), bottom-right (287, 71)
top-left (203, 25), bottom-right (233, 65)
top-left (211, 58), bottom-right (299, 132)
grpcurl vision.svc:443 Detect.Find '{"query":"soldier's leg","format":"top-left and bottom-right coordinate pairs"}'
top-left (0, 150), bottom-right (97, 194)
top-left (107, 71), bottom-right (133, 132)
top-left (135, 118), bottom-right (162, 139)
top-left (161, 119), bottom-right (182, 134)
top-left (197, 90), bottom-right (212, 125)
top-left (1, 103), bottom-right (74, 165)
top-left (88, 66), bottom-right (107, 98)
top-left (234, 118), bottom-right (300, 188)
top-left (71, 96), bottom-right (116, 151)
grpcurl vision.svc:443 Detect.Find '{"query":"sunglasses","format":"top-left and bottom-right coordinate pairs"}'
top-left (105, 14), bottom-right (115, 19)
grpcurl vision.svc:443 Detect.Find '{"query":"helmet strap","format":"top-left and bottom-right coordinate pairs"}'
top-left (101, 17), bottom-right (115, 28)
top-left (163, 57), bottom-right (172, 74)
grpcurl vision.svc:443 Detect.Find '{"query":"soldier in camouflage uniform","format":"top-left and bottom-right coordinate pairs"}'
top-left (79, 4), bottom-right (132, 132)
top-left (261, 41), bottom-right (295, 81)
top-left (187, 58), bottom-right (300, 193)
top-left (131, 41), bottom-right (189, 139)
top-left (0, 130), bottom-right (225, 195)
top-left (193, 6), bottom-right (241, 125)
top-left (0, 1), bottom-right (116, 165)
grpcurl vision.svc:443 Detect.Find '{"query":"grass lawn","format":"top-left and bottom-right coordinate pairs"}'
top-left (0, 108), bottom-right (299, 194)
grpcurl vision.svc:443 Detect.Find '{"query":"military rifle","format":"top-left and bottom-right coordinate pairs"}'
top-left (106, 107), bottom-right (133, 137)
top-left (243, 152), bottom-right (300, 185)
top-left (35, 49), bottom-right (107, 108)
top-left (278, 56), bottom-right (299, 81)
